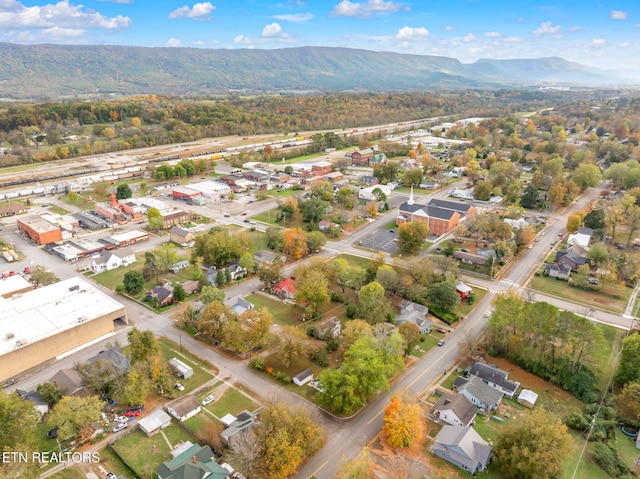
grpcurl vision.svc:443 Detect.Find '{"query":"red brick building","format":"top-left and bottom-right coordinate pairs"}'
top-left (396, 196), bottom-right (473, 236)
top-left (351, 148), bottom-right (374, 166)
top-left (17, 215), bottom-right (63, 245)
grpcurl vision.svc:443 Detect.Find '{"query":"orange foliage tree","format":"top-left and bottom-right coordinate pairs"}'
top-left (283, 228), bottom-right (308, 259)
top-left (383, 395), bottom-right (424, 448)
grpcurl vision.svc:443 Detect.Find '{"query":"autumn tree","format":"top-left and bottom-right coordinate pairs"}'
top-left (146, 207), bottom-right (164, 231)
top-left (306, 230), bottom-right (327, 253)
top-left (257, 260), bottom-right (284, 288)
top-left (616, 333), bottom-right (640, 385)
top-left (0, 391), bottom-right (39, 479)
top-left (274, 326), bottom-right (307, 368)
top-left (616, 380), bottom-right (640, 422)
top-left (257, 402), bottom-right (324, 479)
top-left (356, 281), bottom-right (392, 325)
top-left (494, 409), bottom-right (574, 479)
top-left (397, 322), bottom-right (420, 355)
top-left (199, 285), bottom-right (225, 304)
top-left (48, 395), bottom-right (103, 439)
top-left (283, 227), bottom-right (309, 259)
top-left (127, 328), bottom-right (160, 364)
top-left (383, 395), bottom-right (424, 448)
top-left (566, 214), bottom-right (581, 233)
top-left (30, 266), bottom-right (59, 286)
top-left (341, 319), bottom-right (374, 350)
top-left (295, 269), bottom-right (330, 318)
top-left (397, 221), bottom-right (430, 254)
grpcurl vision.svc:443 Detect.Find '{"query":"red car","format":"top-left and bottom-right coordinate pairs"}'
top-left (435, 328), bottom-right (448, 334)
top-left (124, 410), bottom-right (140, 417)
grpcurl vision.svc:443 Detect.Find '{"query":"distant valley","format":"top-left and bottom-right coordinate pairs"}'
top-left (0, 44), bottom-right (633, 101)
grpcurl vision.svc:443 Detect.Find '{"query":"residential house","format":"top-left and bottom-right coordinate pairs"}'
top-left (361, 175), bottom-right (379, 186)
top-left (456, 375), bottom-right (503, 411)
top-left (318, 220), bottom-right (339, 232)
top-left (190, 300), bottom-right (206, 318)
top-left (314, 316), bottom-right (342, 339)
top-left (545, 263), bottom-right (572, 280)
top-left (420, 180), bottom-right (439, 190)
top-left (169, 226), bottom-right (195, 247)
top-left (253, 250), bottom-right (281, 265)
top-left (16, 389), bottom-right (49, 416)
top-left (456, 282), bottom-right (473, 301)
top-left (395, 300), bottom-right (432, 334)
top-left (223, 296), bottom-right (254, 315)
top-left (227, 262), bottom-right (247, 280)
top-left (467, 362), bottom-right (520, 398)
top-left (91, 247), bottom-right (136, 273)
top-left (453, 251), bottom-right (488, 266)
top-left (272, 278), bottom-right (296, 299)
top-left (567, 227), bottom-right (593, 248)
top-left (517, 389), bottom-right (539, 408)
top-left (180, 280), bottom-right (199, 296)
top-left (157, 443), bottom-right (229, 479)
top-left (432, 393), bottom-right (477, 427)
top-left (147, 284), bottom-right (174, 306)
top-left (555, 250), bottom-right (589, 272)
top-left (87, 346), bottom-right (130, 374)
top-left (351, 148), bottom-right (374, 166)
top-left (171, 260), bottom-right (190, 274)
top-left (166, 396), bottom-right (201, 422)
top-left (293, 369), bottom-right (314, 386)
top-left (138, 408), bottom-right (172, 437)
top-left (477, 248), bottom-right (497, 259)
top-left (49, 368), bottom-right (86, 397)
top-left (370, 153), bottom-right (388, 165)
top-left (220, 410), bottom-right (259, 446)
top-left (431, 425), bottom-right (492, 474)
top-left (504, 217), bottom-right (528, 230)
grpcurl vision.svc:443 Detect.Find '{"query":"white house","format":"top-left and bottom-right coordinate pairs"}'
top-left (358, 185), bottom-right (391, 201)
top-left (91, 247), bottom-right (136, 273)
top-left (138, 408), bottom-right (172, 436)
top-left (432, 393), bottom-right (477, 427)
top-left (567, 227), bottom-right (593, 248)
top-left (166, 396), bottom-right (201, 422)
top-left (293, 368), bottom-right (314, 386)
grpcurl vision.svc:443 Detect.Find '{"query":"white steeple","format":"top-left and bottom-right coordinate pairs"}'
top-left (407, 185), bottom-right (415, 205)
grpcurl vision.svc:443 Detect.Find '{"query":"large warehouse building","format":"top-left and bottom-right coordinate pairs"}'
top-left (0, 277), bottom-right (128, 382)
top-left (17, 215), bottom-right (63, 245)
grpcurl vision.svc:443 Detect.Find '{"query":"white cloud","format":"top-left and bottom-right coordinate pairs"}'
top-left (568, 26), bottom-right (582, 32)
top-left (503, 36), bottom-right (525, 43)
top-left (262, 22), bottom-right (282, 37)
top-left (610, 10), bottom-right (627, 20)
top-left (168, 2), bottom-right (215, 20)
top-left (485, 31), bottom-right (500, 38)
top-left (445, 25), bottom-right (454, 31)
top-left (233, 34), bottom-right (252, 45)
top-left (0, 0), bottom-right (131, 31)
top-left (395, 26), bottom-right (429, 41)
top-left (619, 42), bottom-right (631, 48)
top-left (96, 0), bottom-right (134, 3)
top-left (590, 38), bottom-right (606, 47)
top-left (272, 13), bottom-right (313, 23)
top-left (532, 21), bottom-right (561, 36)
top-left (330, 0), bottom-right (405, 19)
top-left (166, 38), bottom-right (181, 47)
top-left (463, 33), bottom-right (476, 43)
top-left (516, 17), bottom-right (525, 23)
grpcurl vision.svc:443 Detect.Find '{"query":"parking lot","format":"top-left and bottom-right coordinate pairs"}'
top-left (358, 229), bottom-right (399, 254)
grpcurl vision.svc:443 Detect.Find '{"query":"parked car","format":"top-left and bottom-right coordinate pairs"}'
top-left (484, 311), bottom-right (491, 318)
top-left (388, 229), bottom-right (396, 233)
top-left (460, 248), bottom-right (469, 253)
top-left (437, 339), bottom-right (445, 346)
top-left (435, 328), bottom-right (448, 334)
top-left (106, 473), bottom-right (117, 479)
top-left (202, 395), bottom-right (215, 406)
top-left (249, 220), bottom-right (257, 225)
top-left (112, 423), bottom-right (127, 433)
top-left (435, 247), bottom-right (443, 253)
top-left (124, 410), bottom-right (140, 417)
top-left (175, 382), bottom-right (185, 391)
top-left (1, 378), bottom-right (17, 388)
top-left (588, 277), bottom-right (600, 285)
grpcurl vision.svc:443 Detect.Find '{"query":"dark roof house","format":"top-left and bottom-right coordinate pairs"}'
top-left (87, 346), bottom-right (130, 374)
top-left (431, 425), bottom-right (492, 474)
top-left (467, 362), bottom-right (520, 398)
top-left (457, 375), bottom-right (504, 411)
top-left (433, 393), bottom-right (477, 427)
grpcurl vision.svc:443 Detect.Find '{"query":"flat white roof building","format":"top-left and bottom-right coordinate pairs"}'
top-left (0, 275), bottom-right (33, 298)
top-left (183, 180), bottom-right (231, 198)
top-left (0, 277), bottom-right (128, 382)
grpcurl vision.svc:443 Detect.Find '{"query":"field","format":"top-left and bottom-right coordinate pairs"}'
top-left (157, 339), bottom-right (216, 394)
top-left (207, 387), bottom-right (260, 418)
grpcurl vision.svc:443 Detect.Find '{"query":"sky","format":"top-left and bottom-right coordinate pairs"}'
top-left (1, 0), bottom-right (639, 72)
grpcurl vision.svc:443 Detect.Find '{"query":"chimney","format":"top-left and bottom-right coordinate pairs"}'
top-left (192, 456), bottom-right (197, 463)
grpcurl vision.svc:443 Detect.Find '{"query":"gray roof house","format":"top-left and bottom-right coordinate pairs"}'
top-left (87, 346), bottom-right (130, 374)
top-left (253, 250), bottom-right (281, 265)
top-left (223, 295), bottom-right (254, 316)
top-left (221, 410), bottom-right (259, 446)
top-left (467, 362), bottom-right (520, 398)
top-left (166, 396), bottom-right (201, 422)
top-left (16, 389), bottom-right (49, 416)
top-left (433, 393), bottom-right (477, 427)
top-left (457, 375), bottom-right (504, 411)
top-left (395, 300), bottom-right (432, 334)
top-left (50, 368), bottom-right (86, 397)
top-left (545, 263), bottom-right (571, 280)
top-left (431, 425), bottom-right (492, 474)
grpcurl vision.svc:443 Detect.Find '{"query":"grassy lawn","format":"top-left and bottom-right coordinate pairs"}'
top-left (184, 412), bottom-right (211, 431)
top-left (49, 205), bottom-right (70, 215)
top-left (246, 293), bottom-right (303, 326)
top-left (91, 255), bottom-right (145, 290)
top-left (98, 444), bottom-right (136, 479)
top-left (111, 429), bottom-right (172, 475)
top-left (49, 468), bottom-right (86, 479)
top-left (36, 421), bottom-right (58, 453)
top-left (335, 253), bottom-right (373, 269)
top-left (60, 193), bottom-right (94, 210)
top-left (592, 323), bottom-right (625, 391)
top-left (163, 423), bottom-right (195, 447)
top-left (251, 207), bottom-right (279, 225)
top-left (208, 388), bottom-right (259, 418)
top-left (614, 428), bottom-right (640, 467)
top-left (530, 275), bottom-right (631, 313)
top-left (268, 189), bottom-right (300, 198)
top-left (454, 288), bottom-right (487, 318)
top-left (157, 339), bottom-right (215, 394)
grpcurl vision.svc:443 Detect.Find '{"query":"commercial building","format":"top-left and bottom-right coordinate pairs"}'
top-left (184, 180), bottom-right (231, 198)
top-left (0, 275), bottom-right (34, 298)
top-left (161, 211), bottom-right (190, 229)
top-left (17, 215), bottom-right (63, 245)
top-left (0, 277), bottom-right (128, 382)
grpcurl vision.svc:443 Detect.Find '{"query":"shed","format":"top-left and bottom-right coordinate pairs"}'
top-left (138, 409), bottom-right (172, 437)
top-left (293, 368), bottom-right (314, 386)
top-left (517, 389), bottom-right (539, 408)
top-left (169, 357), bottom-right (193, 379)
top-left (221, 414), bottom-right (237, 427)
top-left (456, 282), bottom-right (473, 300)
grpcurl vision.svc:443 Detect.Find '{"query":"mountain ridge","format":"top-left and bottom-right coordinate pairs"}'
top-left (0, 43), bottom-right (629, 100)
